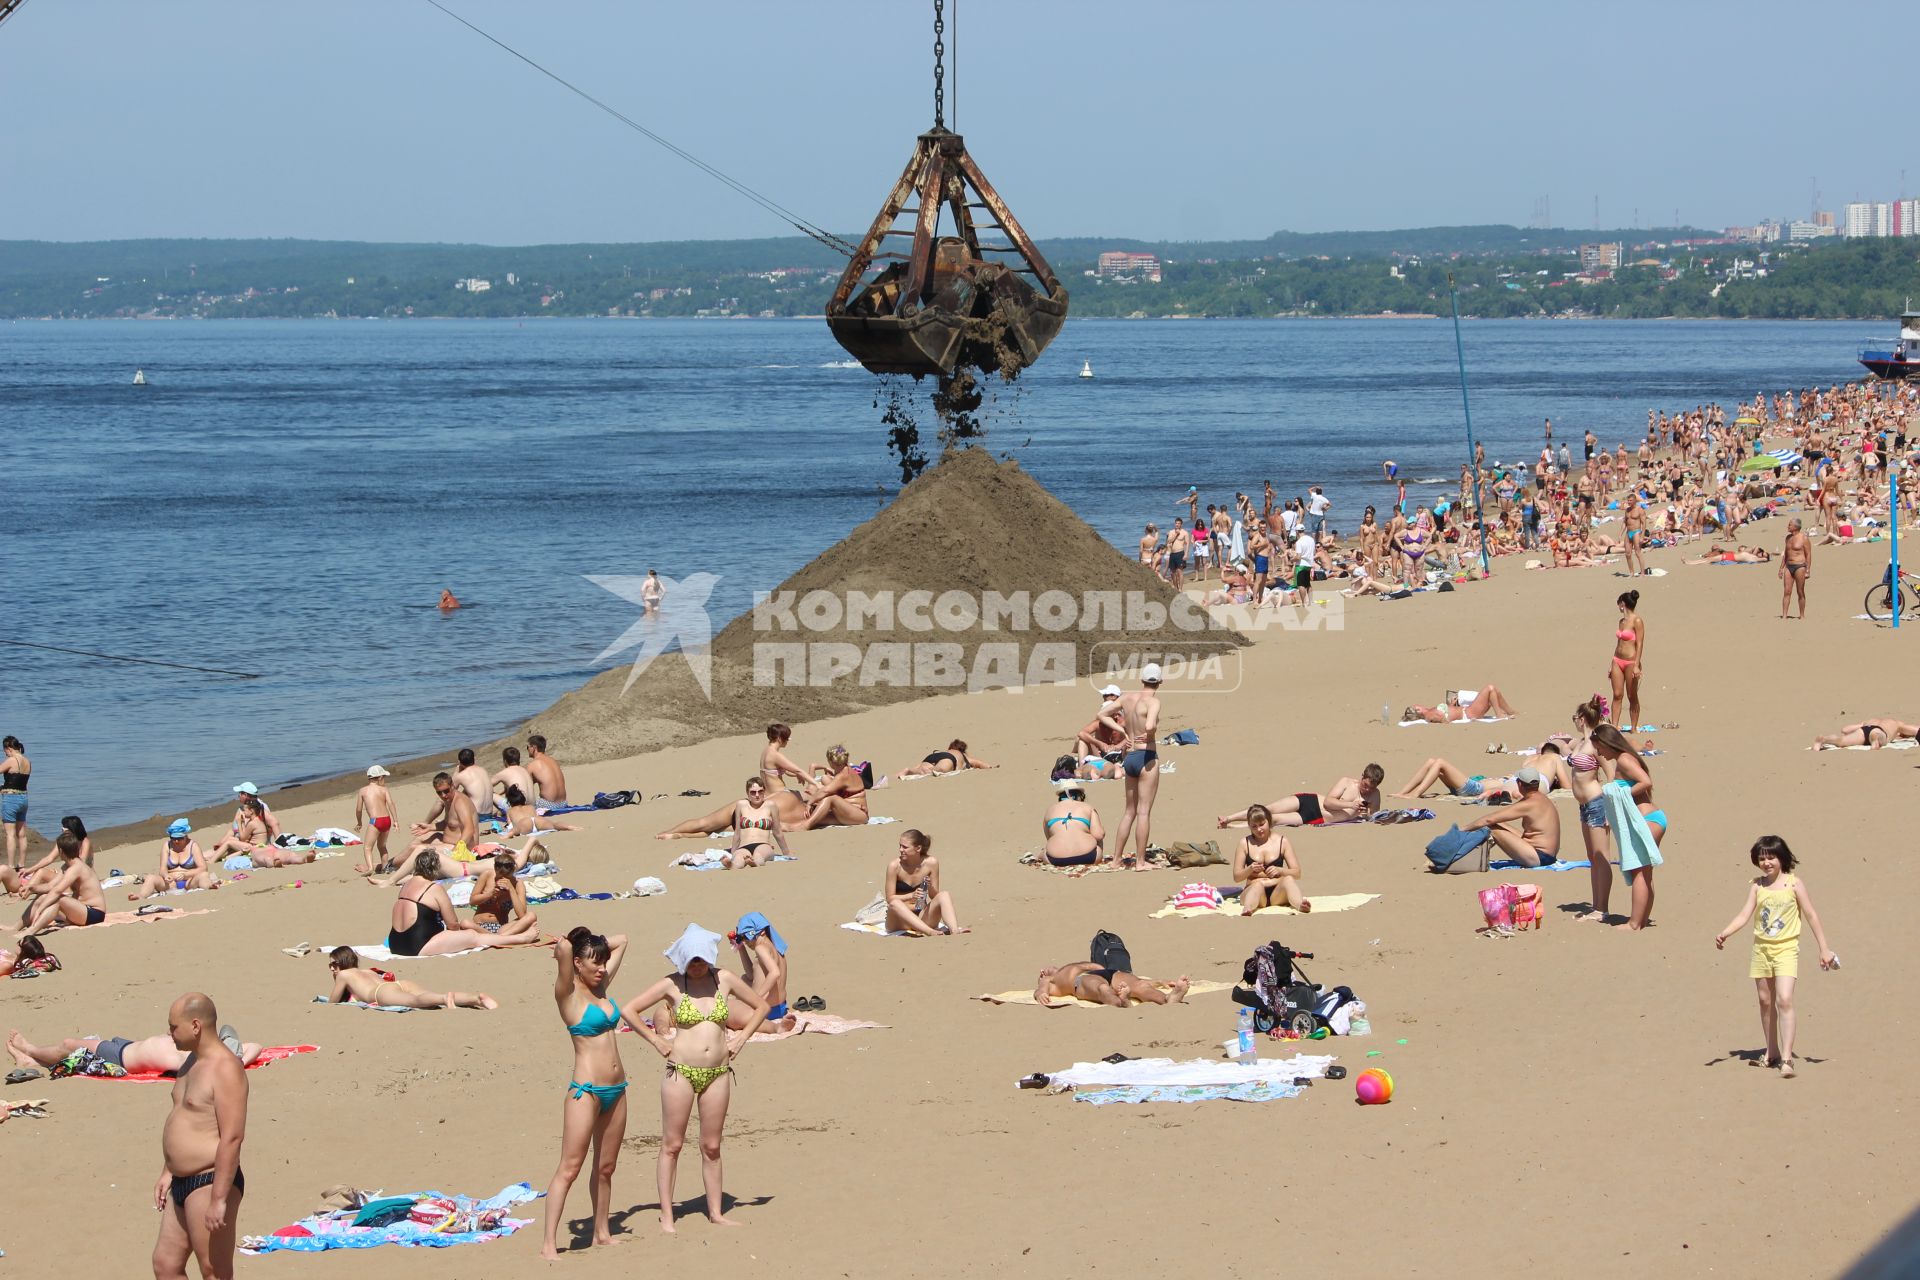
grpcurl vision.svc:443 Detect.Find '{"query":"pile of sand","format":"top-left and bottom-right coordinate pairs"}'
top-left (521, 447), bottom-right (1244, 764)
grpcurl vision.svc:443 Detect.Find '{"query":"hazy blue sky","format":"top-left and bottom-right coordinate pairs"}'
top-left (0, 0), bottom-right (1906, 244)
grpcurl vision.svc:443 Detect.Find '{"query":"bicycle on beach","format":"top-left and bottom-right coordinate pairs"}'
top-left (1863, 565), bottom-right (1920, 622)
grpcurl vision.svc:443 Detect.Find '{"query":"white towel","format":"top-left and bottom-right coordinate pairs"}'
top-left (1043, 1054), bottom-right (1336, 1091)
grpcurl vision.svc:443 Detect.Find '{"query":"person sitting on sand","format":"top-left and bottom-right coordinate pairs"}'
top-left (227, 782), bottom-right (282, 842)
top-left (385, 849), bottom-right (540, 957)
top-left (354, 766), bottom-right (397, 874)
top-left (204, 795), bottom-right (273, 863)
top-left (467, 853), bottom-right (539, 936)
top-left (6, 1027), bottom-right (263, 1078)
top-left (723, 779), bottom-right (795, 869)
top-left (1233, 804), bottom-right (1308, 913)
top-left (796, 745), bottom-right (869, 831)
top-left (401, 772), bottom-right (480, 866)
top-left (1216, 765), bottom-right (1384, 828)
top-left (728, 912), bottom-right (794, 1032)
top-left (503, 786), bottom-right (582, 839)
top-left (493, 748), bottom-right (536, 821)
top-left (893, 739), bottom-right (997, 780)
top-left (1403, 685), bottom-right (1518, 723)
top-left (16, 833), bottom-right (107, 941)
top-left (526, 734), bottom-right (567, 806)
top-left (883, 829), bottom-right (968, 936)
top-left (129, 820), bottom-right (221, 901)
top-left (325, 946), bottom-right (497, 1010)
top-left (1041, 779), bottom-right (1105, 867)
top-left (452, 748), bottom-right (492, 822)
top-left (759, 723), bottom-right (810, 793)
top-left (3, 816), bottom-right (91, 899)
top-left (1032, 961), bottom-right (1190, 1008)
top-left (1072, 686), bottom-right (1128, 763)
top-left (1811, 717), bottom-right (1920, 750)
top-left (1454, 767), bottom-right (1560, 867)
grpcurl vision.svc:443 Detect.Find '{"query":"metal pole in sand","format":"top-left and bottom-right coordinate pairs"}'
top-left (1892, 456), bottom-right (1901, 631)
top-left (1446, 274), bottom-right (1492, 577)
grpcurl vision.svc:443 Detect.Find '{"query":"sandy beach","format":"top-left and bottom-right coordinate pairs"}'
top-left (5, 451), bottom-right (1914, 1277)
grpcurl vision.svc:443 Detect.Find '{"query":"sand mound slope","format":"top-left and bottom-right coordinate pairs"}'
top-left (524, 447), bottom-right (1243, 763)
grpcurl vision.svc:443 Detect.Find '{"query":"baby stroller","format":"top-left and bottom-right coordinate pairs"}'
top-left (1231, 940), bottom-right (1353, 1036)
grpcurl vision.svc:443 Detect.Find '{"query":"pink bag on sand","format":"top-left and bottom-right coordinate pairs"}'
top-left (1173, 883), bottom-right (1224, 911)
top-left (1478, 884), bottom-right (1544, 931)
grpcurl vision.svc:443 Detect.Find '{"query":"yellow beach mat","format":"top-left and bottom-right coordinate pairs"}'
top-left (1150, 892), bottom-right (1379, 920)
top-left (974, 980), bottom-right (1233, 1008)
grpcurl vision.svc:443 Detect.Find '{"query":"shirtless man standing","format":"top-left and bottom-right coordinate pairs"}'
top-left (452, 748), bottom-right (492, 821)
top-left (525, 734), bottom-right (567, 806)
top-left (153, 992), bottom-right (248, 1280)
top-left (1110, 665), bottom-right (1163, 869)
top-left (353, 766), bottom-right (396, 876)
top-left (1781, 517), bottom-right (1812, 620)
top-left (1456, 768), bottom-right (1561, 868)
top-left (1166, 521), bottom-right (1190, 594)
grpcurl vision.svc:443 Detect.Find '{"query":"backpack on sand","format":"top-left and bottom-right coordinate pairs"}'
top-left (1090, 930), bottom-right (1133, 974)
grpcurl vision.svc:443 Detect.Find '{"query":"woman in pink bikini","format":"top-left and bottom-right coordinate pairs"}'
top-left (1608, 589), bottom-right (1645, 730)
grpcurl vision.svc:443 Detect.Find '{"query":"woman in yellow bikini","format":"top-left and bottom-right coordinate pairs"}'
top-left (725, 778), bottom-right (795, 869)
top-left (1715, 836), bottom-right (1838, 1079)
top-left (623, 924), bottom-right (768, 1233)
top-left (542, 926), bottom-right (632, 1259)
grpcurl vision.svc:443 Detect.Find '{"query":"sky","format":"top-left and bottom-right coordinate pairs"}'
top-left (0, 0), bottom-right (1908, 245)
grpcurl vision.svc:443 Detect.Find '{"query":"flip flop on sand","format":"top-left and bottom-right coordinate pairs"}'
top-left (6, 1068), bottom-right (42, 1085)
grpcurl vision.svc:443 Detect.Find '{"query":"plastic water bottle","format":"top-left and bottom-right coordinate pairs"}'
top-left (1382, 704), bottom-right (1391, 726)
top-left (1235, 1007), bottom-right (1257, 1063)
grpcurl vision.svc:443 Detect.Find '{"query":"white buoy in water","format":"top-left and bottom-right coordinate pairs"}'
top-left (132, 368), bottom-right (148, 386)
top-left (1079, 360), bottom-right (1093, 379)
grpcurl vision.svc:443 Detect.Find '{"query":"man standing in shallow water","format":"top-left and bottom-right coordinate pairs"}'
top-left (153, 991), bottom-right (247, 1280)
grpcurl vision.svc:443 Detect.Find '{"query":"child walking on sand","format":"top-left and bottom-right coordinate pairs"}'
top-left (1714, 835), bottom-right (1837, 1078)
top-left (354, 765), bottom-right (396, 875)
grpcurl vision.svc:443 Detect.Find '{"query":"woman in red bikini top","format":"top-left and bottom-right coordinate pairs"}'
top-left (1608, 589), bottom-right (1645, 730)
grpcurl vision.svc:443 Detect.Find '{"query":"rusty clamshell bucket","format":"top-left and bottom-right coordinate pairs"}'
top-left (826, 128), bottom-right (1068, 379)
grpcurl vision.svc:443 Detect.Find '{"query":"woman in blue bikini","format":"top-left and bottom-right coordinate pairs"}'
top-left (542, 926), bottom-right (631, 1260)
top-left (622, 924), bottom-right (769, 1233)
top-left (1041, 779), bottom-right (1104, 867)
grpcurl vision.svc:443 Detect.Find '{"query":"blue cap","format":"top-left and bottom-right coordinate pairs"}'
top-left (734, 911), bottom-right (787, 956)
top-left (167, 819), bottom-right (191, 838)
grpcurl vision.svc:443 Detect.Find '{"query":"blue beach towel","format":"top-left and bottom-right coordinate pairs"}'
top-left (1602, 781), bottom-right (1663, 874)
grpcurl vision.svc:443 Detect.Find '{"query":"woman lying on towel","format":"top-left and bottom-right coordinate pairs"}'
top-left (325, 947), bottom-right (497, 1009)
top-left (1403, 684), bottom-right (1517, 724)
top-left (892, 738), bottom-right (997, 780)
top-left (1041, 779), bottom-right (1105, 867)
top-left (1388, 756), bottom-right (1559, 802)
top-left (1682, 544), bottom-right (1771, 565)
top-left (1033, 962), bottom-right (1190, 1008)
top-left (1811, 716), bottom-right (1919, 750)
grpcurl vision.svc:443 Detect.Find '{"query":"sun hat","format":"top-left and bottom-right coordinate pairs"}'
top-left (1052, 777), bottom-right (1085, 795)
top-left (167, 819), bottom-right (191, 838)
top-left (1514, 767), bottom-right (1543, 786)
top-left (1099, 683), bottom-right (1122, 698)
top-left (665, 923), bottom-right (724, 974)
top-left (366, 765), bottom-right (391, 778)
top-left (1140, 663), bottom-right (1163, 685)
top-left (232, 782), bottom-right (259, 795)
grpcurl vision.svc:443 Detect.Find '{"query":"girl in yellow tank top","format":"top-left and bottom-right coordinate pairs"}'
top-left (1715, 836), bottom-right (1838, 1078)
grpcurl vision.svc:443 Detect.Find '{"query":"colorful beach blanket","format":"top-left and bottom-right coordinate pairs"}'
top-left (241, 1183), bottom-right (539, 1254)
top-left (1149, 892), bottom-right (1379, 919)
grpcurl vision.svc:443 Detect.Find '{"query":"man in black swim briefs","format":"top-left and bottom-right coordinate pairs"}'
top-left (155, 992), bottom-right (250, 1279)
top-left (15, 832), bottom-right (108, 944)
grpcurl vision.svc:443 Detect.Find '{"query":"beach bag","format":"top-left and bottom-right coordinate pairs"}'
top-left (1172, 883), bottom-right (1224, 911)
top-left (1089, 930), bottom-right (1133, 974)
top-left (1425, 824), bottom-right (1491, 874)
top-left (1478, 883), bottom-right (1544, 931)
top-left (1166, 839), bottom-right (1227, 869)
top-left (1051, 755), bottom-right (1079, 782)
top-left (1164, 729), bottom-right (1200, 746)
top-left (593, 790), bottom-right (640, 810)
top-left (858, 761), bottom-right (876, 789)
